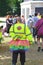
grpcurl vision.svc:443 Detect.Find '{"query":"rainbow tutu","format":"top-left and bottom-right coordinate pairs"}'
top-left (8, 39), bottom-right (30, 51)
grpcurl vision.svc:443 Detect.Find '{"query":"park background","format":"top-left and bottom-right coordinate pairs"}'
top-left (0, 0), bottom-right (43, 65)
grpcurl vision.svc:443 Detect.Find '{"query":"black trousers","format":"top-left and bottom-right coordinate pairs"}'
top-left (6, 24), bottom-right (11, 33)
top-left (12, 50), bottom-right (25, 64)
top-left (33, 28), bottom-right (37, 37)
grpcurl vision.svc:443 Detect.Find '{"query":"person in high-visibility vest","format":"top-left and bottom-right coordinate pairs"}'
top-left (9, 17), bottom-right (34, 65)
top-left (0, 26), bottom-right (3, 44)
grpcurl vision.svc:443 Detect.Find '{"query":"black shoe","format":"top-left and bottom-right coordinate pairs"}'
top-left (41, 49), bottom-right (43, 51)
top-left (37, 47), bottom-right (41, 52)
top-left (12, 63), bottom-right (16, 65)
top-left (21, 62), bottom-right (24, 65)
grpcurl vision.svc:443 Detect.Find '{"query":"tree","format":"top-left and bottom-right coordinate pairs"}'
top-left (0, 0), bottom-right (12, 16)
top-left (0, 0), bottom-right (23, 16)
top-left (8, 0), bottom-right (24, 16)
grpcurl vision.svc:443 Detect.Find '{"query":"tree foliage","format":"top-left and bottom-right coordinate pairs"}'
top-left (8, 0), bottom-right (23, 16)
top-left (0, 0), bottom-right (23, 16)
top-left (0, 0), bottom-right (12, 16)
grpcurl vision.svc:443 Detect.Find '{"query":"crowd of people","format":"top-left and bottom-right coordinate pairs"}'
top-left (26, 13), bottom-right (43, 52)
top-left (0, 12), bottom-right (43, 65)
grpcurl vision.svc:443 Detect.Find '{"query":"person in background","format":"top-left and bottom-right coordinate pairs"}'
top-left (26, 15), bottom-right (33, 33)
top-left (6, 15), bottom-right (13, 33)
top-left (21, 15), bottom-right (25, 24)
top-left (37, 12), bottom-right (41, 19)
top-left (35, 15), bottom-right (43, 52)
top-left (32, 13), bottom-right (39, 44)
top-left (13, 14), bottom-right (18, 24)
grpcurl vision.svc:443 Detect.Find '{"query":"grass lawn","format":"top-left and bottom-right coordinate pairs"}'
top-left (0, 36), bottom-right (43, 65)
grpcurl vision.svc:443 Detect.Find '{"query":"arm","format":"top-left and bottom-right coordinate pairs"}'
top-left (6, 20), bottom-right (12, 25)
top-left (26, 26), bottom-right (34, 44)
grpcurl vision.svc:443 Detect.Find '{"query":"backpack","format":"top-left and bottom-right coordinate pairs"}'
top-left (27, 19), bottom-right (33, 28)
